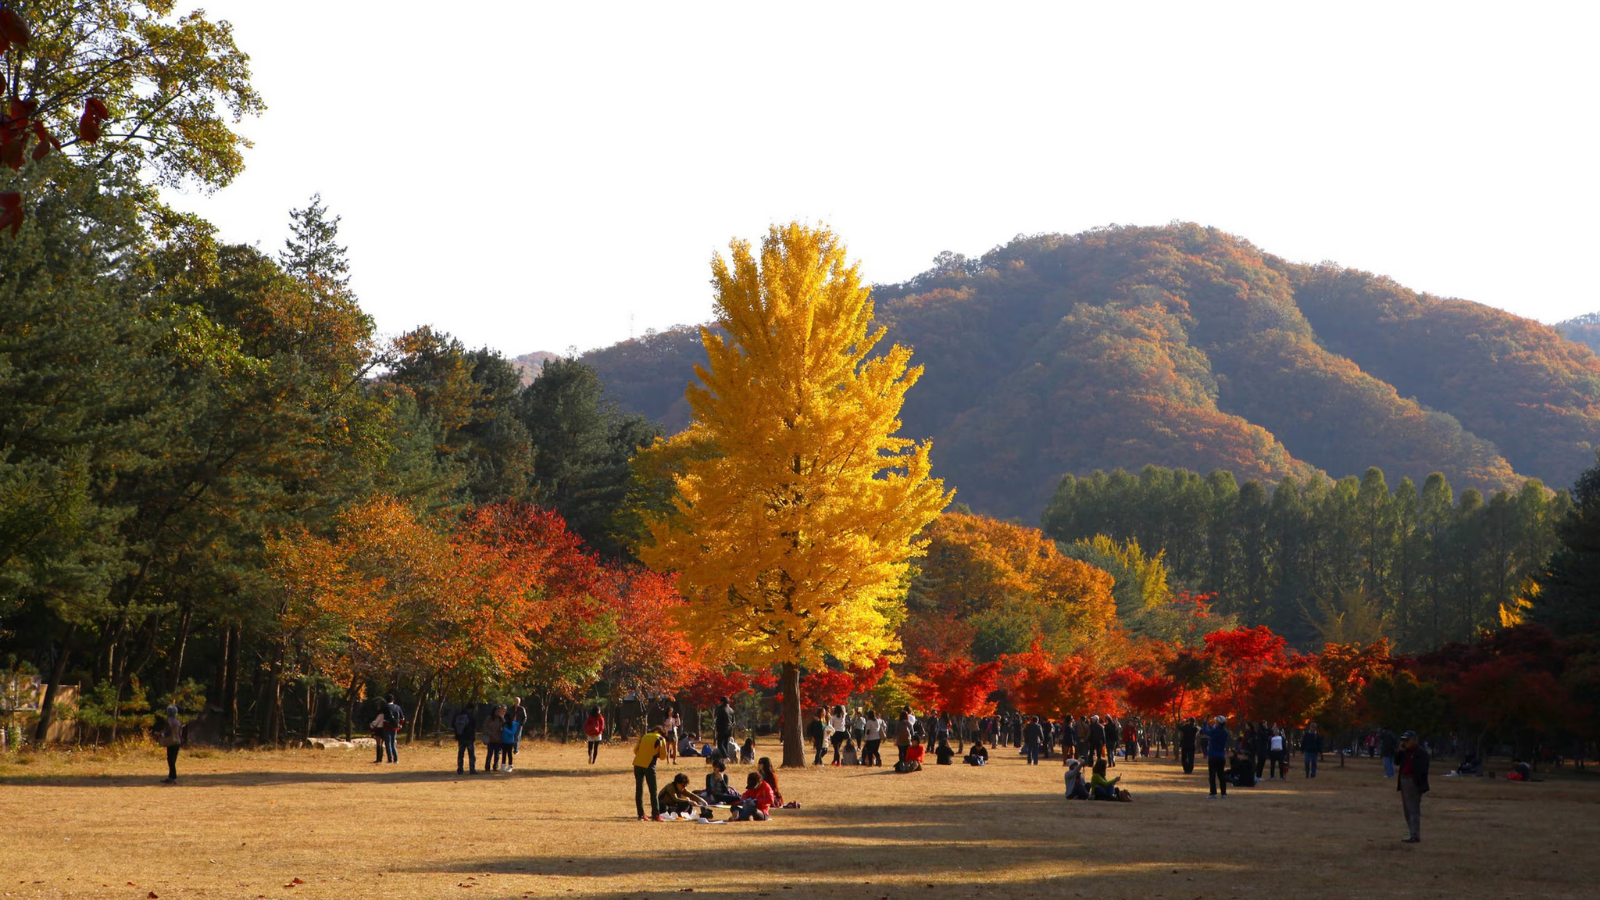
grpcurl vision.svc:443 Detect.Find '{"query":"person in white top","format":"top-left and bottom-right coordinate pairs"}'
top-left (664, 709), bottom-right (683, 763)
top-left (862, 711), bottom-right (885, 766)
top-left (828, 705), bottom-right (850, 765)
top-left (1268, 728), bottom-right (1287, 780)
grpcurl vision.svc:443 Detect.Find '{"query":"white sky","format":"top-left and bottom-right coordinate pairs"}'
top-left (167, 1), bottom-right (1600, 357)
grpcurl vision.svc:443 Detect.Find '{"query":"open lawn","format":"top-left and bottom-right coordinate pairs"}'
top-left (2, 740), bottom-right (1596, 899)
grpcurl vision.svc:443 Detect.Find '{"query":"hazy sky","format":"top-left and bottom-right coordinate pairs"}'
top-left (169, 1), bottom-right (1600, 357)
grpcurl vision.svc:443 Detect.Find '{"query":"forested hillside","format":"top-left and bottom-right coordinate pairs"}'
top-left (579, 225), bottom-right (1600, 518)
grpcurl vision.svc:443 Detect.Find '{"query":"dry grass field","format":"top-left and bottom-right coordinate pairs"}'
top-left (2, 739), bottom-right (1597, 899)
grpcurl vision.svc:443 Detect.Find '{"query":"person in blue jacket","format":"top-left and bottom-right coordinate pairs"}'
top-left (1203, 715), bottom-right (1231, 798)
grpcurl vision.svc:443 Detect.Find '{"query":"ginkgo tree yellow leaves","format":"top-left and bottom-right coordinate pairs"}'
top-left (636, 223), bottom-right (951, 765)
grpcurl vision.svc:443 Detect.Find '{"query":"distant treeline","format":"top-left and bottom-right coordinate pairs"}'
top-left (1041, 465), bottom-right (1568, 652)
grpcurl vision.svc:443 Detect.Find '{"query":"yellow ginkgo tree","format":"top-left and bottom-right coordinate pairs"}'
top-left (637, 222), bottom-right (951, 766)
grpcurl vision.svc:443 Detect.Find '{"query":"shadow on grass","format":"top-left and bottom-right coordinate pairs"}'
top-left (0, 764), bottom-right (621, 789)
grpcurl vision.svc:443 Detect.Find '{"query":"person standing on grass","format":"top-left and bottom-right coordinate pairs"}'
top-left (1061, 716), bottom-right (1078, 763)
top-left (1380, 728), bottom-right (1399, 778)
top-left (1268, 727), bottom-right (1287, 780)
top-left (895, 710), bottom-right (913, 764)
top-left (1104, 717), bottom-right (1121, 767)
top-left (663, 708), bottom-right (683, 763)
top-left (1203, 716), bottom-right (1230, 798)
top-left (1123, 721), bottom-right (1138, 763)
top-left (584, 707), bottom-right (606, 765)
top-left (159, 705), bottom-right (183, 784)
top-left (1301, 722), bottom-right (1323, 778)
top-left (1088, 715), bottom-right (1106, 764)
top-left (481, 705), bottom-right (507, 772)
top-left (851, 707), bottom-right (867, 749)
top-left (714, 696), bottom-right (735, 756)
top-left (633, 721), bottom-right (670, 821)
top-left (1179, 717), bottom-right (1199, 774)
top-left (504, 697), bottom-right (528, 772)
top-left (1396, 730), bottom-right (1431, 843)
top-left (1022, 715), bottom-right (1044, 765)
top-left (829, 705), bottom-right (849, 764)
top-left (862, 710), bottom-right (884, 767)
top-left (452, 703), bottom-right (478, 774)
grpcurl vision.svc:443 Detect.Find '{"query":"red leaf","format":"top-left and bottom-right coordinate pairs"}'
top-left (78, 111), bottom-right (101, 144)
top-left (0, 9), bottom-right (30, 49)
top-left (0, 136), bottom-right (21, 171)
top-left (149, 893), bottom-right (160, 899)
top-left (85, 97), bottom-right (109, 119)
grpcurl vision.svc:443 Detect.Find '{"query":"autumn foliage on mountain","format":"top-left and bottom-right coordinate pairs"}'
top-left (579, 224), bottom-right (1600, 519)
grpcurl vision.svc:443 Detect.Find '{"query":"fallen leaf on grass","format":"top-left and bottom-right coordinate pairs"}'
top-left (149, 892), bottom-right (159, 898)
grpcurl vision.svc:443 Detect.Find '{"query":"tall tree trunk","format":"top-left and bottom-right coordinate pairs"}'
top-left (222, 626), bottom-right (240, 743)
top-left (33, 624), bottom-right (77, 744)
top-left (168, 602), bottom-right (194, 694)
top-left (302, 669), bottom-right (315, 742)
top-left (344, 675), bottom-right (359, 742)
top-left (780, 661), bottom-right (805, 768)
top-left (266, 646), bottom-right (284, 746)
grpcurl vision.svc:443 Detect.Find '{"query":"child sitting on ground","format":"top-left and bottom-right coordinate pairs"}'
top-left (701, 757), bottom-right (742, 806)
top-left (841, 738), bottom-right (860, 766)
top-left (737, 771), bottom-right (773, 821)
top-left (658, 773), bottom-right (713, 819)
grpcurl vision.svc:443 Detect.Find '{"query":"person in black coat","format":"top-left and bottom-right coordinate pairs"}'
top-left (1178, 717), bottom-right (1199, 774)
top-left (1396, 731), bottom-right (1431, 843)
top-left (1104, 717), bottom-right (1121, 768)
top-left (1088, 715), bottom-right (1107, 764)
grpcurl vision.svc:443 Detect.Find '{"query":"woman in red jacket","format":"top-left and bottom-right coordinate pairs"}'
top-left (583, 707), bottom-right (605, 764)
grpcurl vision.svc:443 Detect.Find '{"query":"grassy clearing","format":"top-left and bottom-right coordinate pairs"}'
top-left (1, 740), bottom-right (1595, 899)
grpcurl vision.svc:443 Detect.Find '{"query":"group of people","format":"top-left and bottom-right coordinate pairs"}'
top-left (442, 698), bottom-right (528, 773)
top-left (630, 719), bottom-right (793, 822)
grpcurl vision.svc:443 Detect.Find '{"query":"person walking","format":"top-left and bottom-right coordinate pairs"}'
top-left (664, 708), bottom-right (683, 763)
top-left (1268, 728), bottom-right (1287, 780)
top-left (1396, 731), bottom-right (1431, 843)
top-left (1203, 716), bottom-right (1230, 798)
top-left (1380, 728), bottom-right (1399, 778)
top-left (1104, 717), bottom-right (1121, 767)
top-left (633, 722), bottom-right (671, 821)
top-left (713, 696), bottom-right (735, 756)
top-left (1301, 722), bottom-right (1323, 778)
top-left (1254, 721), bottom-right (1271, 780)
top-left (1179, 717), bottom-right (1199, 774)
top-left (158, 705), bottom-right (183, 784)
top-left (1061, 715), bottom-right (1078, 763)
top-left (452, 703), bottom-right (478, 774)
top-left (380, 693), bottom-right (403, 764)
top-left (503, 697), bottom-right (528, 772)
top-left (1022, 715), bottom-right (1044, 765)
top-left (481, 704), bottom-right (507, 772)
top-left (584, 706), bottom-right (606, 764)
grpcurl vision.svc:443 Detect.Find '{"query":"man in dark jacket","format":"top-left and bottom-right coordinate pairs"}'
top-left (1254, 720), bottom-right (1271, 779)
top-left (381, 693), bottom-right (403, 764)
top-left (1301, 722), bottom-right (1324, 778)
top-left (452, 703), bottom-right (477, 774)
top-left (1380, 728), bottom-right (1400, 778)
top-left (1396, 731), bottom-right (1431, 843)
top-left (1022, 715), bottom-right (1044, 765)
top-left (1178, 717), bottom-right (1199, 774)
top-left (1088, 715), bottom-right (1107, 763)
top-left (1104, 717), bottom-right (1121, 768)
top-left (1202, 716), bottom-right (1230, 797)
top-left (714, 697), bottom-right (735, 755)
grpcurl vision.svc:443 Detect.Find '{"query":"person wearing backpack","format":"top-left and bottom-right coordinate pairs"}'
top-left (453, 703), bottom-right (478, 774)
top-left (158, 705), bottom-right (184, 784)
top-left (380, 693), bottom-right (404, 764)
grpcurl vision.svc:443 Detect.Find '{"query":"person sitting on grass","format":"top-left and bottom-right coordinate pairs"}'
top-left (737, 772), bottom-right (774, 820)
top-left (700, 757), bottom-right (743, 806)
top-left (678, 732), bottom-right (699, 758)
top-left (935, 738), bottom-right (955, 765)
top-left (841, 737), bottom-right (860, 766)
top-left (740, 738), bottom-right (756, 764)
top-left (1090, 759), bottom-right (1129, 801)
top-left (1065, 759), bottom-right (1090, 800)
top-left (964, 742), bottom-right (989, 766)
top-left (658, 773), bottom-right (714, 819)
top-left (758, 757), bottom-right (784, 807)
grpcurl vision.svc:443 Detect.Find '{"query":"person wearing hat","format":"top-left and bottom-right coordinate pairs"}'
top-left (1202, 715), bottom-right (1230, 797)
top-left (1396, 731), bottom-right (1431, 843)
top-left (159, 705), bottom-right (184, 784)
top-left (1064, 758), bottom-right (1089, 800)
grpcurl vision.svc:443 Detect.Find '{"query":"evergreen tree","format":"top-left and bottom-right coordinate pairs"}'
top-left (280, 193), bottom-right (350, 288)
top-left (1535, 453), bottom-right (1600, 636)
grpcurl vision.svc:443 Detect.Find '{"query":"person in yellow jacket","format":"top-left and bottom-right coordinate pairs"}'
top-left (633, 722), bottom-right (671, 820)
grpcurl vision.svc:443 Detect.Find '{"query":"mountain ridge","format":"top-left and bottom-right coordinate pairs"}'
top-left (551, 224), bottom-right (1600, 519)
